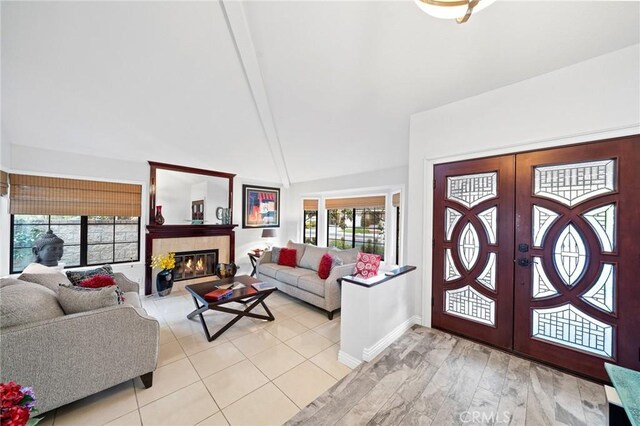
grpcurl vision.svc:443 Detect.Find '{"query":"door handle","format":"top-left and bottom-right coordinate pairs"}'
top-left (516, 257), bottom-right (532, 268)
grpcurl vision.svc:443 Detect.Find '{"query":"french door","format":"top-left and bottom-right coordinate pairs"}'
top-left (432, 135), bottom-right (640, 381)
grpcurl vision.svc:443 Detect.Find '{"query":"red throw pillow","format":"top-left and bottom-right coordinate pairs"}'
top-left (354, 253), bottom-right (382, 279)
top-left (79, 274), bottom-right (116, 288)
top-left (278, 248), bottom-right (297, 267)
top-left (317, 253), bottom-right (334, 279)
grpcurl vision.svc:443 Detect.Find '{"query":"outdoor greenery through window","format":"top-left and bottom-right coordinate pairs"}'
top-left (303, 210), bottom-right (318, 245)
top-left (11, 215), bottom-right (140, 273)
top-left (327, 208), bottom-right (385, 259)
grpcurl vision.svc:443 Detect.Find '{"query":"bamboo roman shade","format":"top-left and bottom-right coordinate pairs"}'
top-left (0, 171), bottom-right (7, 197)
top-left (303, 199), bottom-right (319, 210)
top-left (9, 174), bottom-right (142, 216)
top-left (392, 192), bottom-right (400, 207)
top-left (325, 196), bottom-right (386, 210)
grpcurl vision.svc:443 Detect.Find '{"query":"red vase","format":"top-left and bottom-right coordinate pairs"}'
top-left (155, 206), bottom-right (165, 225)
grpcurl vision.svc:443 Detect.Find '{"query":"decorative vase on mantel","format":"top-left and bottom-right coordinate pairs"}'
top-left (154, 205), bottom-right (165, 225)
top-left (156, 269), bottom-right (174, 297)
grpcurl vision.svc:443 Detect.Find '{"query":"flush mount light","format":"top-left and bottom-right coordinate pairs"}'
top-left (414, 0), bottom-right (497, 24)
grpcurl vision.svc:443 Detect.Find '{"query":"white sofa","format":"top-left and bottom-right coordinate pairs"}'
top-left (0, 267), bottom-right (159, 414)
top-left (256, 241), bottom-right (359, 319)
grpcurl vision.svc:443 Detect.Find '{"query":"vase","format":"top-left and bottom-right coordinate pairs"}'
top-left (215, 262), bottom-right (238, 279)
top-left (154, 205), bottom-right (165, 225)
top-left (156, 269), bottom-right (174, 296)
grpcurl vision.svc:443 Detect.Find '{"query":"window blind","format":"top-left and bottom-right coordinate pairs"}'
top-left (0, 171), bottom-right (7, 197)
top-left (325, 196), bottom-right (385, 210)
top-left (392, 192), bottom-right (400, 207)
top-left (9, 174), bottom-right (142, 216)
top-left (303, 199), bottom-right (319, 210)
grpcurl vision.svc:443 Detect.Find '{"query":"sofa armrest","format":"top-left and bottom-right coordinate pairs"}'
top-left (0, 305), bottom-right (159, 413)
top-left (323, 263), bottom-right (356, 311)
top-left (113, 272), bottom-right (139, 293)
top-left (256, 251), bottom-right (273, 275)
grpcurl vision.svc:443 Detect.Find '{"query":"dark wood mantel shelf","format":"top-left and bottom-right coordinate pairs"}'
top-left (145, 224), bottom-right (237, 295)
top-left (146, 224), bottom-right (237, 237)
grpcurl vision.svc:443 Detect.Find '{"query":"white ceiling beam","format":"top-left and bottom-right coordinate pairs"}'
top-left (219, 0), bottom-right (291, 188)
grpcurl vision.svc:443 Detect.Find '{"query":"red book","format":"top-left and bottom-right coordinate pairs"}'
top-left (204, 288), bottom-right (234, 301)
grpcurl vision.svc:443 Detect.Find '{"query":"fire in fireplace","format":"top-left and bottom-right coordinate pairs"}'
top-left (173, 249), bottom-right (219, 281)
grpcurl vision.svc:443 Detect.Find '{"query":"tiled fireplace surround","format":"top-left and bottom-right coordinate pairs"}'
top-left (145, 225), bottom-right (236, 295)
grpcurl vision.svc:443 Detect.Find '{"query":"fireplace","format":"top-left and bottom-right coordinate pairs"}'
top-left (174, 249), bottom-right (219, 282)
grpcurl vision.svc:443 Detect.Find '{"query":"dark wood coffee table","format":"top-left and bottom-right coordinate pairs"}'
top-left (185, 275), bottom-right (276, 342)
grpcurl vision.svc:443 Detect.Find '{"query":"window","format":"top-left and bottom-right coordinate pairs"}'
top-left (11, 215), bottom-right (140, 273)
top-left (8, 174), bottom-right (142, 273)
top-left (327, 208), bottom-right (385, 259)
top-left (303, 210), bottom-right (318, 245)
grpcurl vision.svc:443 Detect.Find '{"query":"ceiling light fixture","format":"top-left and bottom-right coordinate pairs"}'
top-left (414, 0), bottom-right (497, 24)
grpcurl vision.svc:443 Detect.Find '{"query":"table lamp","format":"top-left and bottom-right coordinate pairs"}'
top-left (261, 229), bottom-right (277, 250)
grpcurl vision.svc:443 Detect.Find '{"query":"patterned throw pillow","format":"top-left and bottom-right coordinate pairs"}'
top-left (57, 284), bottom-right (119, 315)
top-left (66, 265), bottom-right (114, 286)
top-left (354, 253), bottom-right (382, 279)
top-left (317, 253), bottom-right (334, 279)
top-left (271, 247), bottom-right (282, 264)
top-left (278, 248), bottom-right (297, 267)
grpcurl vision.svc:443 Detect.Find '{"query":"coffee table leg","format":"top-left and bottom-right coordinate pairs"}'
top-left (260, 300), bottom-right (275, 321)
top-left (188, 296), bottom-right (214, 341)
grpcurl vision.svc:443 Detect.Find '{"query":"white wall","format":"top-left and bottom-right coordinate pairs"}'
top-left (283, 166), bottom-right (408, 264)
top-left (407, 44), bottom-right (640, 326)
top-left (232, 177), bottom-right (287, 276)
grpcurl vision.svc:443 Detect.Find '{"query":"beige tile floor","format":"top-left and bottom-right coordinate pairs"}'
top-left (40, 287), bottom-right (350, 426)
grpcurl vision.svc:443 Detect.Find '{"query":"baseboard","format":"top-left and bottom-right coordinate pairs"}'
top-left (362, 315), bottom-right (421, 362)
top-left (338, 350), bottom-right (362, 369)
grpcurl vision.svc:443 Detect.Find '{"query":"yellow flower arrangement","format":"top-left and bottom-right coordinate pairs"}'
top-left (151, 252), bottom-right (176, 271)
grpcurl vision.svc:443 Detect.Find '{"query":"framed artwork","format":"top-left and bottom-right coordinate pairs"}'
top-left (242, 185), bottom-right (280, 228)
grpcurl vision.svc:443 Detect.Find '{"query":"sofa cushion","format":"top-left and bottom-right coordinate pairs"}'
top-left (329, 247), bottom-right (360, 265)
top-left (0, 282), bottom-right (64, 329)
top-left (0, 278), bottom-right (25, 288)
top-left (275, 268), bottom-right (316, 287)
top-left (299, 245), bottom-right (329, 271)
top-left (286, 241), bottom-right (307, 265)
top-left (298, 274), bottom-right (326, 298)
top-left (18, 272), bottom-right (73, 293)
top-left (66, 265), bottom-right (114, 286)
top-left (57, 284), bottom-right (119, 315)
top-left (271, 247), bottom-right (282, 264)
top-left (317, 253), bottom-right (334, 279)
top-left (278, 248), bottom-right (297, 267)
top-left (259, 263), bottom-right (290, 279)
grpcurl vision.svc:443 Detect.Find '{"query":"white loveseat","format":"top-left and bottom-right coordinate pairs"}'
top-left (256, 241), bottom-right (359, 319)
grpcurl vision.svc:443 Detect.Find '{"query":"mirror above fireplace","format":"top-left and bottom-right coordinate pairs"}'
top-left (149, 161), bottom-right (235, 225)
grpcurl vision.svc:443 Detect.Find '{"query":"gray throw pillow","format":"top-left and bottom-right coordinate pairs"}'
top-left (329, 247), bottom-right (360, 265)
top-left (57, 284), bottom-right (118, 315)
top-left (331, 256), bottom-right (344, 269)
top-left (271, 247), bottom-right (282, 263)
top-left (66, 265), bottom-right (114, 286)
top-left (1, 282), bottom-right (64, 329)
top-left (18, 272), bottom-right (72, 292)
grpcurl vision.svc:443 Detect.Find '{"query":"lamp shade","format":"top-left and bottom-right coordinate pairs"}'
top-left (261, 229), bottom-right (277, 238)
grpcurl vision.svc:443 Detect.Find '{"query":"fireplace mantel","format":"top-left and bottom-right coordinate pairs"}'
top-left (145, 224), bottom-right (237, 295)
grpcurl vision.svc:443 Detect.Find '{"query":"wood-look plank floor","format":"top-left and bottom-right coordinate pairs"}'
top-left (287, 326), bottom-right (607, 426)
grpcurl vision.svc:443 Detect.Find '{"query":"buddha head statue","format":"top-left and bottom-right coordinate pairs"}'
top-left (32, 229), bottom-right (65, 267)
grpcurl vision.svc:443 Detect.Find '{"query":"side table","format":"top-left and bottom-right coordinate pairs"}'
top-left (248, 252), bottom-right (261, 277)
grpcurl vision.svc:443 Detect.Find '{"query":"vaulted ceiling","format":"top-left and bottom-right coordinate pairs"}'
top-left (2, 1), bottom-right (639, 185)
